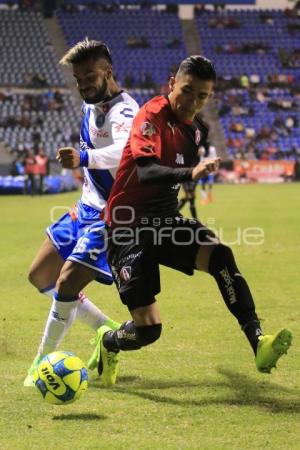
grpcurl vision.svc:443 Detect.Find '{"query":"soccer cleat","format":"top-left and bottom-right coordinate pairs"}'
top-left (23, 355), bottom-right (43, 387)
top-left (88, 321), bottom-right (120, 370)
top-left (255, 329), bottom-right (292, 374)
top-left (88, 325), bottom-right (120, 386)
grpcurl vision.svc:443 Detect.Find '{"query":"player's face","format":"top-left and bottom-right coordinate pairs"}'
top-left (73, 57), bottom-right (112, 104)
top-left (168, 73), bottom-right (214, 122)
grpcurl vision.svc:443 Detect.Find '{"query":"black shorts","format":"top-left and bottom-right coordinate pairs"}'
top-left (107, 216), bottom-right (217, 311)
top-left (182, 181), bottom-right (197, 194)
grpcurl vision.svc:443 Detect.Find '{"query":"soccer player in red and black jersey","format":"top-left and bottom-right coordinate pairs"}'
top-left (93, 56), bottom-right (292, 380)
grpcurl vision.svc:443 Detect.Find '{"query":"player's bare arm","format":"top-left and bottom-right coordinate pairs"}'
top-left (192, 157), bottom-right (220, 181)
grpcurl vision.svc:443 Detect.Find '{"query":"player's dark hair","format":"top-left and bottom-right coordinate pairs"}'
top-left (177, 55), bottom-right (216, 82)
top-left (59, 38), bottom-right (112, 66)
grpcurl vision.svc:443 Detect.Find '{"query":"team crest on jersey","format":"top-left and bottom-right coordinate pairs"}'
top-left (95, 112), bottom-right (106, 128)
top-left (195, 128), bottom-right (201, 145)
top-left (140, 121), bottom-right (156, 137)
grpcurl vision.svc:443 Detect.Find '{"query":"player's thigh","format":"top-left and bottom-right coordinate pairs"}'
top-left (130, 302), bottom-right (161, 326)
top-left (56, 260), bottom-right (97, 295)
top-left (28, 237), bottom-right (64, 289)
top-left (107, 229), bottom-right (160, 311)
top-left (195, 244), bottom-right (218, 272)
top-left (158, 218), bottom-right (218, 275)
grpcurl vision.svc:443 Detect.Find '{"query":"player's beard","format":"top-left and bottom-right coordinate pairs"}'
top-left (80, 79), bottom-right (108, 104)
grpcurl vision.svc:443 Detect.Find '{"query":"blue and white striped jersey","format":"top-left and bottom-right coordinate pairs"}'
top-left (79, 91), bottom-right (139, 211)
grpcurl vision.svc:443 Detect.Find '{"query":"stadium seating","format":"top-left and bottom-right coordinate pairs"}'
top-left (56, 8), bottom-right (187, 86)
top-left (196, 9), bottom-right (300, 158)
top-left (0, 10), bottom-right (65, 87)
top-left (0, 91), bottom-right (79, 159)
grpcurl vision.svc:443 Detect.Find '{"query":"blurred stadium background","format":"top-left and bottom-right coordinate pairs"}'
top-left (0, 0), bottom-right (300, 194)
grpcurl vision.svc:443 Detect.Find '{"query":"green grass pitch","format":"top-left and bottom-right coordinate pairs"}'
top-left (0, 183), bottom-right (299, 450)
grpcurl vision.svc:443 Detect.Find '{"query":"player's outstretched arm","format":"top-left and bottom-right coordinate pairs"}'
top-left (191, 157), bottom-right (220, 181)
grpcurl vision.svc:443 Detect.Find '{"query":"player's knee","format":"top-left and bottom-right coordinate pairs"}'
top-left (136, 323), bottom-right (162, 347)
top-left (208, 243), bottom-right (236, 275)
top-left (56, 269), bottom-right (73, 294)
top-left (28, 266), bottom-right (43, 289)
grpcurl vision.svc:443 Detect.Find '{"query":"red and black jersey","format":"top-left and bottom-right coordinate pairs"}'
top-left (106, 95), bottom-right (209, 227)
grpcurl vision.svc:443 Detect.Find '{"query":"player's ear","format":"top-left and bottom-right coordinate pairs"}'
top-left (106, 66), bottom-right (113, 80)
top-left (169, 76), bottom-right (175, 92)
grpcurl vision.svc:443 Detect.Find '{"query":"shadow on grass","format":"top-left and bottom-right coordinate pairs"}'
top-left (90, 368), bottom-right (300, 414)
top-left (52, 413), bottom-right (107, 421)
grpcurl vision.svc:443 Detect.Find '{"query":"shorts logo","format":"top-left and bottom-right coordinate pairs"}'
top-left (175, 153), bottom-right (184, 165)
top-left (120, 266), bottom-right (132, 282)
top-left (195, 128), bottom-right (201, 145)
top-left (140, 121), bottom-right (156, 137)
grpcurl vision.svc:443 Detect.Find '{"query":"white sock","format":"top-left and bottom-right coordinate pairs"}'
top-left (76, 292), bottom-right (109, 331)
top-left (41, 287), bottom-right (56, 299)
top-left (41, 287), bottom-right (109, 331)
top-left (38, 297), bottom-right (78, 356)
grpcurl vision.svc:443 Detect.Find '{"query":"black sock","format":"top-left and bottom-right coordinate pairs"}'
top-left (103, 321), bottom-right (162, 351)
top-left (189, 198), bottom-right (197, 219)
top-left (208, 244), bottom-right (263, 354)
top-left (103, 321), bottom-right (142, 351)
top-left (242, 320), bottom-right (263, 354)
top-left (178, 198), bottom-right (187, 210)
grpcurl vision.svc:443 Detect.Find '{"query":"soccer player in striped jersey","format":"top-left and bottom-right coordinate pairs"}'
top-left (24, 39), bottom-right (139, 387)
top-left (91, 55), bottom-right (292, 380)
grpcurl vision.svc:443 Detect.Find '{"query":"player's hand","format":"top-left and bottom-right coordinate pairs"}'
top-left (56, 147), bottom-right (80, 169)
top-left (191, 157), bottom-right (221, 181)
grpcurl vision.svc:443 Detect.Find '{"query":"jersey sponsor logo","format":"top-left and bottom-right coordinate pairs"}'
top-left (120, 107), bottom-right (134, 118)
top-left (95, 112), bottom-right (106, 128)
top-left (140, 121), bottom-right (156, 137)
top-left (175, 153), bottom-right (184, 165)
top-left (90, 126), bottom-right (109, 138)
top-left (195, 128), bottom-right (201, 145)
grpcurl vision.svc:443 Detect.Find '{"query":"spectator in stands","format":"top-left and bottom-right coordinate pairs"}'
top-left (229, 121), bottom-right (244, 133)
top-left (23, 149), bottom-right (37, 195)
top-left (138, 72), bottom-right (156, 89)
top-left (35, 148), bottom-right (49, 195)
top-left (165, 37), bottom-right (181, 49)
top-left (240, 74), bottom-right (249, 89)
top-left (260, 12), bottom-right (274, 25)
top-left (249, 74), bottom-right (261, 87)
top-left (126, 36), bottom-right (150, 49)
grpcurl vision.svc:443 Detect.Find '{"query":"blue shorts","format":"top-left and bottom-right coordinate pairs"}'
top-left (46, 201), bottom-right (112, 285)
top-left (199, 174), bottom-right (214, 185)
